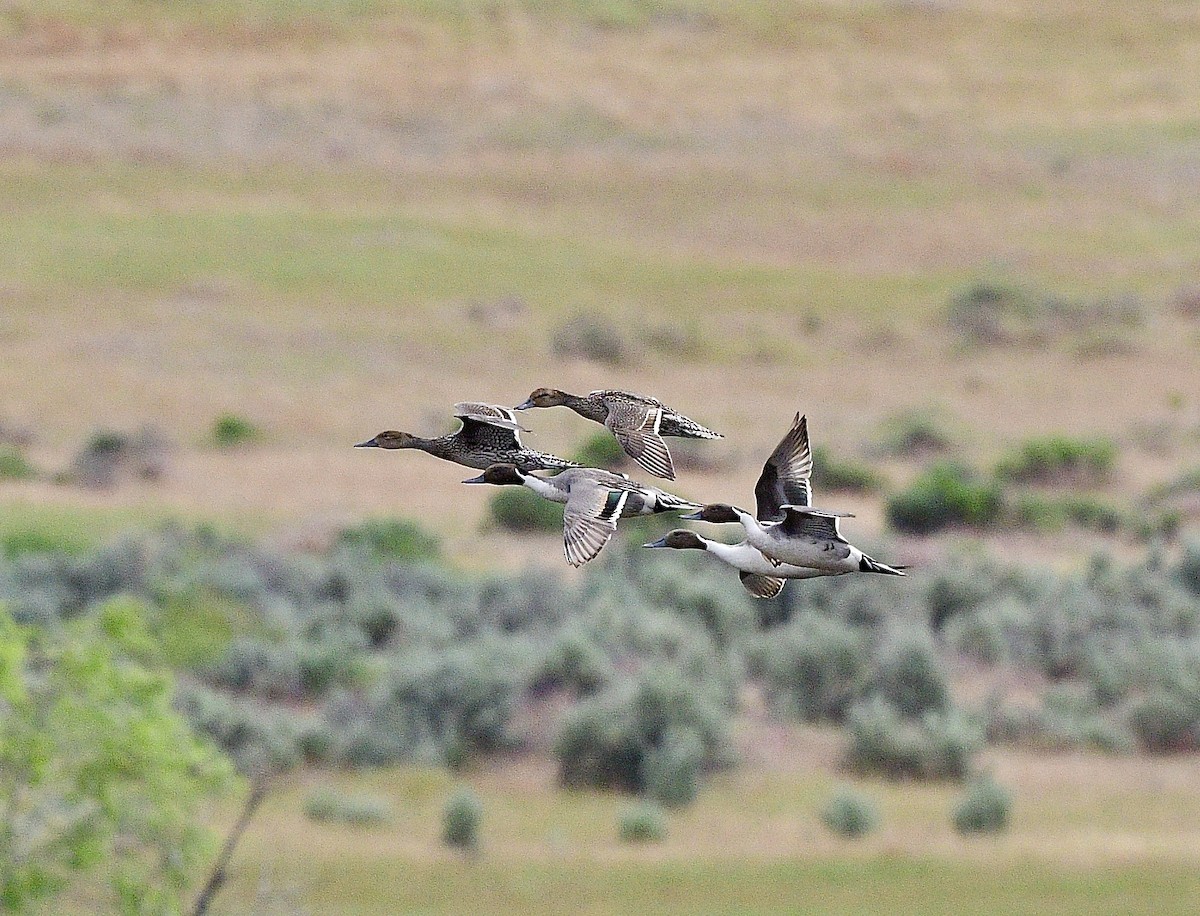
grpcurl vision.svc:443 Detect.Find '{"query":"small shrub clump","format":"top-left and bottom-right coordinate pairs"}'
top-left (572, 431), bottom-right (628, 469)
top-left (212, 413), bottom-right (262, 447)
top-left (952, 775), bottom-right (1012, 834)
top-left (1127, 689), bottom-right (1200, 753)
top-left (0, 446), bottom-right (36, 480)
top-left (442, 787), bottom-right (483, 852)
top-left (617, 802), bottom-right (667, 843)
top-left (843, 697), bottom-right (980, 781)
top-left (337, 518), bottom-right (441, 562)
top-left (488, 489), bottom-right (563, 533)
top-left (552, 315), bottom-right (628, 365)
top-left (821, 788), bottom-right (879, 839)
top-left (812, 444), bottom-right (884, 493)
top-left (886, 463), bottom-right (1003, 535)
top-left (878, 410), bottom-right (956, 457)
top-left (304, 788), bottom-right (392, 826)
top-left (995, 435), bottom-right (1116, 486)
top-left (755, 616), bottom-right (866, 724)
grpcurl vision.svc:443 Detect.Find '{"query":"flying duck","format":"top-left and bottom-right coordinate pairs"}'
top-left (513, 388), bottom-right (720, 481)
top-left (356, 402), bottom-right (578, 473)
top-left (681, 413), bottom-right (906, 578)
top-left (462, 463), bottom-right (700, 567)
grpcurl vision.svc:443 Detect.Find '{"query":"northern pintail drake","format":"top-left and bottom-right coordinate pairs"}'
top-left (355, 402), bottom-right (578, 473)
top-left (642, 529), bottom-right (831, 598)
top-left (462, 463), bottom-right (700, 567)
top-left (513, 388), bottom-right (721, 481)
top-left (681, 413), bottom-right (906, 578)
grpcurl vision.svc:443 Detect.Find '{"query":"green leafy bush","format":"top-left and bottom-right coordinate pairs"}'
top-left (572, 431), bottom-right (628, 469)
top-left (488, 488), bottom-right (563, 532)
top-left (995, 435), bottom-right (1116, 486)
top-left (821, 788), bottom-right (879, 838)
top-left (886, 463), bottom-right (1003, 534)
top-left (0, 603), bottom-right (236, 912)
top-left (952, 775), bottom-right (1012, 834)
top-left (0, 447), bottom-right (35, 480)
top-left (442, 787), bottom-right (482, 851)
top-left (812, 444), bottom-right (884, 493)
top-left (337, 517), bottom-right (441, 562)
top-left (843, 697), bottom-right (980, 781)
top-left (212, 413), bottom-right (262, 447)
top-left (304, 789), bottom-right (392, 826)
top-left (617, 802), bottom-right (667, 843)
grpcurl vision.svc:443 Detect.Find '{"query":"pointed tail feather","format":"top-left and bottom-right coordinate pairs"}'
top-left (859, 555), bottom-right (907, 576)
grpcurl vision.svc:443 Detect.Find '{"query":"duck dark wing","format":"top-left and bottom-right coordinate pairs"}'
top-left (604, 398), bottom-right (675, 480)
top-left (754, 413), bottom-right (813, 522)
top-left (453, 403), bottom-right (527, 448)
top-left (739, 571), bottom-right (786, 599)
top-left (778, 505), bottom-right (852, 544)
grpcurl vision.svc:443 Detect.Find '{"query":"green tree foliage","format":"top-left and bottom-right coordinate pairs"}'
top-left (0, 602), bottom-right (236, 913)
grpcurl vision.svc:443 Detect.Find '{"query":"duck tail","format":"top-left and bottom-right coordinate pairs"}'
top-left (859, 554), bottom-right (907, 576)
top-left (653, 490), bottom-right (703, 513)
top-left (540, 453), bottom-right (581, 472)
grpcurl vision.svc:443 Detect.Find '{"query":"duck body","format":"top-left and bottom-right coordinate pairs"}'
top-left (463, 463), bottom-right (700, 566)
top-left (514, 387), bottom-right (720, 481)
top-left (680, 413), bottom-right (906, 579)
top-left (356, 402), bottom-right (578, 474)
top-left (642, 528), bottom-right (830, 598)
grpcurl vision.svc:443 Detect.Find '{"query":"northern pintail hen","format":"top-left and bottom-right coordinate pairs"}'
top-left (513, 388), bottom-right (721, 481)
top-left (356, 403), bottom-right (578, 473)
top-left (681, 413), bottom-right (906, 578)
top-left (462, 463), bottom-right (700, 567)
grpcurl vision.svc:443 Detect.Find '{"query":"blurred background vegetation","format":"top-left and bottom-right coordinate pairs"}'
top-left (1, 0), bottom-right (1200, 913)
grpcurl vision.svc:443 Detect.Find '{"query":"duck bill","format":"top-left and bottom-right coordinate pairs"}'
top-left (513, 398), bottom-right (535, 411)
top-left (642, 536), bottom-right (669, 549)
top-left (461, 473), bottom-right (488, 484)
top-left (354, 437), bottom-right (380, 448)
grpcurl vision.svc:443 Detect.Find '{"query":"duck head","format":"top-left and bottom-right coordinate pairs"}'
top-left (514, 387), bottom-right (569, 410)
top-left (355, 430), bottom-right (418, 449)
top-left (462, 463), bottom-right (526, 486)
top-left (680, 504), bottom-right (742, 524)
top-left (643, 529), bottom-right (707, 551)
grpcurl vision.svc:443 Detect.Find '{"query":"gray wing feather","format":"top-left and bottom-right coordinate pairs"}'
top-left (562, 483), bottom-right (627, 566)
top-left (754, 413), bottom-right (813, 521)
top-left (778, 505), bottom-right (852, 541)
top-left (738, 571), bottom-right (786, 599)
top-left (605, 401), bottom-right (675, 480)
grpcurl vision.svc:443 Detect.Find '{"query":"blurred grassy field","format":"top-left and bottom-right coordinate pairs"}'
top-left (1, 1), bottom-right (1197, 563)
top-left (5, 2), bottom-right (1200, 912)
top-left (198, 730), bottom-right (1200, 915)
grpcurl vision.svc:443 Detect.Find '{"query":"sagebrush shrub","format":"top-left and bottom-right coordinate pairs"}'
top-left (443, 787), bottom-right (483, 851)
top-left (755, 616), bottom-right (865, 723)
top-left (952, 776), bottom-right (1011, 834)
top-left (304, 789), bottom-right (392, 826)
top-left (843, 697), bottom-right (979, 781)
top-left (821, 788), bottom-right (879, 838)
top-left (617, 802), bottom-right (667, 843)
